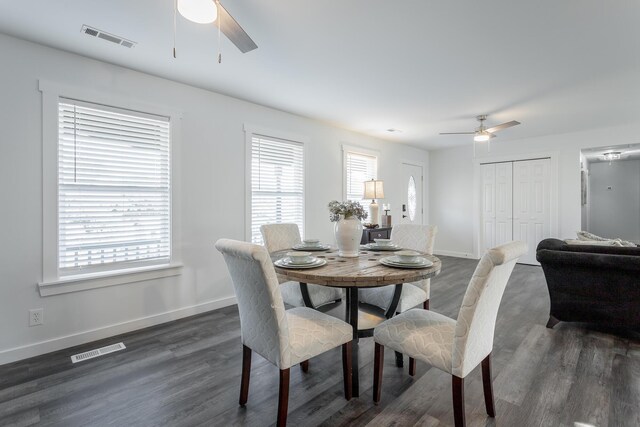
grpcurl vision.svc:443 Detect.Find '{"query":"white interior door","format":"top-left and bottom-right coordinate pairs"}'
top-left (513, 159), bottom-right (551, 265)
top-left (400, 163), bottom-right (423, 224)
top-left (495, 162), bottom-right (514, 246)
top-left (481, 163), bottom-right (513, 253)
top-left (481, 163), bottom-right (496, 251)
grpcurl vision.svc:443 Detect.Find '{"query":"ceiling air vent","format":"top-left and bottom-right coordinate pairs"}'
top-left (81, 25), bottom-right (136, 48)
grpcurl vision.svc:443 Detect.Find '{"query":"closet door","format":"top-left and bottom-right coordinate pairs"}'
top-left (481, 164), bottom-right (496, 252)
top-left (513, 159), bottom-right (551, 264)
top-left (494, 162), bottom-right (514, 246)
top-left (481, 163), bottom-right (513, 253)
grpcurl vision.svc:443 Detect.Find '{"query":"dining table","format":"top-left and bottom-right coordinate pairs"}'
top-left (272, 246), bottom-right (442, 397)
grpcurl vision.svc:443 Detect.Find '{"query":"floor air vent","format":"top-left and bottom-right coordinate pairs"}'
top-left (71, 342), bottom-right (126, 363)
top-left (81, 25), bottom-right (136, 48)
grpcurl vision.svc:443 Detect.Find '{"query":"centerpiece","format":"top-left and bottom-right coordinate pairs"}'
top-left (328, 200), bottom-right (367, 257)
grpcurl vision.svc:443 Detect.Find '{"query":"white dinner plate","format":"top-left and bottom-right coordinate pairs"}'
top-left (380, 256), bottom-right (433, 269)
top-left (364, 244), bottom-right (402, 251)
top-left (292, 244), bottom-right (331, 251)
top-left (274, 258), bottom-right (327, 269)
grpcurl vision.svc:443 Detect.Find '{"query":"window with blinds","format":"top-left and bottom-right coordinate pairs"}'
top-left (58, 99), bottom-right (171, 274)
top-left (250, 135), bottom-right (304, 244)
top-left (345, 151), bottom-right (377, 208)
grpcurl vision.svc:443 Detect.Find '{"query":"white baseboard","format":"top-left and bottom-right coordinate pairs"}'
top-left (0, 296), bottom-right (237, 366)
top-left (434, 249), bottom-right (478, 259)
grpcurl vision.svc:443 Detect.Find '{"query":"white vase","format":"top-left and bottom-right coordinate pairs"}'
top-left (334, 216), bottom-right (362, 257)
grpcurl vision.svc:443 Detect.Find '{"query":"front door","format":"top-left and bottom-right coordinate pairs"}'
top-left (400, 163), bottom-right (423, 224)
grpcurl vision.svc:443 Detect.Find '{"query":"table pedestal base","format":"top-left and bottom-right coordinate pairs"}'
top-left (343, 284), bottom-right (403, 397)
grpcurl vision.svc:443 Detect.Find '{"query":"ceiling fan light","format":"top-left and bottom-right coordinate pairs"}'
top-left (178, 0), bottom-right (218, 24)
top-left (474, 133), bottom-right (490, 142)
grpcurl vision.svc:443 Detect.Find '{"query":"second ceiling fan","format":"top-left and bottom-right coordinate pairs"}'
top-left (440, 115), bottom-right (520, 150)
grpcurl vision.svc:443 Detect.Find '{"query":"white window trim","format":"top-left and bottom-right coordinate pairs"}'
top-left (342, 144), bottom-right (380, 201)
top-left (244, 124), bottom-right (309, 243)
top-left (38, 79), bottom-right (183, 296)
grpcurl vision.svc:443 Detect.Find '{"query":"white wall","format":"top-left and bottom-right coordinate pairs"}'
top-left (429, 124), bottom-right (640, 257)
top-left (588, 159), bottom-right (640, 242)
top-left (0, 33), bottom-right (429, 364)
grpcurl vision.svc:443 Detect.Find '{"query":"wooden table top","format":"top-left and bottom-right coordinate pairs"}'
top-left (272, 248), bottom-right (441, 288)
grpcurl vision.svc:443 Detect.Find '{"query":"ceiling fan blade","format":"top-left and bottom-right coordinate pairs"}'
top-left (439, 132), bottom-right (475, 135)
top-left (215, 1), bottom-right (258, 53)
top-left (485, 120), bottom-right (520, 134)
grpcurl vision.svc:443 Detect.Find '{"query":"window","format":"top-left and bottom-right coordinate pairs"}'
top-left (250, 134), bottom-right (305, 244)
top-left (57, 99), bottom-right (171, 275)
top-left (344, 148), bottom-right (378, 209)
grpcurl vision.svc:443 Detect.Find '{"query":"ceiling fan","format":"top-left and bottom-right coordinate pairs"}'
top-left (173, 0), bottom-right (258, 61)
top-left (440, 115), bottom-right (521, 149)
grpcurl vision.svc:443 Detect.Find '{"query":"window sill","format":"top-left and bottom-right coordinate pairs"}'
top-left (38, 263), bottom-right (183, 296)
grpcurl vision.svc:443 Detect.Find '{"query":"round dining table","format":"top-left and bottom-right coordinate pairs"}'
top-left (272, 247), bottom-right (441, 397)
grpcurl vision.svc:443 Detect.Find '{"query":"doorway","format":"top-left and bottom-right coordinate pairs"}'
top-left (581, 144), bottom-right (640, 244)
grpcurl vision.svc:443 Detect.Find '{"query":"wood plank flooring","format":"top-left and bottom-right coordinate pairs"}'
top-left (1, 256), bottom-right (639, 426)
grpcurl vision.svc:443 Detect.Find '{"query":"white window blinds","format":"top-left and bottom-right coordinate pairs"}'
top-left (58, 99), bottom-right (171, 273)
top-left (345, 151), bottom-right (377, 208)
top-left (251, 135), bottom-right (304, 244)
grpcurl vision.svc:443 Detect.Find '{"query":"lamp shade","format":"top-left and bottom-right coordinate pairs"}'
top-left (364, 180), bottom-right (384, 199)
top-left (178, 0), bottom-right (218, 24)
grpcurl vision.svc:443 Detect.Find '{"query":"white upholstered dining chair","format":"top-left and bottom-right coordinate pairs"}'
top-left (261, 223), bottom-right (342, 308)
top-left (359, 224), bottom-right (438, 312)
top-left (373, 241), bottom-right (527, 427)
top-left (215, 239), bottom-right (353, 427)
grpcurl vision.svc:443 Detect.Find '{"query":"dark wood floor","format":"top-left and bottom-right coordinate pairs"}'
top-left (1, 256), bottom-right (639, 427)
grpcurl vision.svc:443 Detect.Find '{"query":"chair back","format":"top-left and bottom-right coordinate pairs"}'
top-left (391, 224), bottom-right (438, 294)
top-left (260, 223), bottom-right (302, 253)
top-left (215, 239), bottom-right (290, 367)
top-left (451, 241), bottom-right (527, 377)
top-left (391, 224), bottom-right (438, 254)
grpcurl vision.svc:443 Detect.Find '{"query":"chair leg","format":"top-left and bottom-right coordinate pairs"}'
top-left (409, 357), bottom-right (416, 376)
top-left (395, 351), bottom-right (404, 367)
top-left (546, 314), bottom-right (560, 329)
top-left (342, 342), bottom-right (353, 400)
top-left (300, 360), bottom-right (309, 373)
top-left (452, 375), bottom-right (465, 427)
top-left (277, 369), bottom-right (290, 427)
top-left (239, 345), bottom-right (251, 406)
top-left (481, 354), bottom-right (496, 417)
top-left (373, 343), bottom-right (384, 404)
top-left (423, 299), bottom-right (430, 310)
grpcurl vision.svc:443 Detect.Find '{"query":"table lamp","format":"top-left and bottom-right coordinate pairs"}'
top-left (364, 179), bottom-right (384, 225)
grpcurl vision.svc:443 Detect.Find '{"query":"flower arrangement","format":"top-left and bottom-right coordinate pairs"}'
top-left (328, 200), bottom-right (368, 222)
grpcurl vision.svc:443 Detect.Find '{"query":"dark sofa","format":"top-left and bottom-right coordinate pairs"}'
top-left (536, 238), bottom-right (640, 329)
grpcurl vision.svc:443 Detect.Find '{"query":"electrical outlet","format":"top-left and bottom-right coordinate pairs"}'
top-left (29, 308), bottom-right (43, 326)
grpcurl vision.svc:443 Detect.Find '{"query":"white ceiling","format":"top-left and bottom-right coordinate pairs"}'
top-left (1, 0), bottom-right (639, 150)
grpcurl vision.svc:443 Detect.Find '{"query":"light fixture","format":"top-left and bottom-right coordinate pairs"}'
top-left (603, 152), bottom-right (621, 161)
top-left (474, 132), bottom-right (491, 142)
top-left (178, 0), bottom-right (218, 24)
top-left (603, 151), bottom-right (621, 165)
top-left (364, 180), bottom-right (385, 226)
